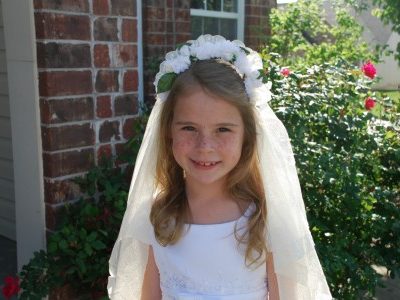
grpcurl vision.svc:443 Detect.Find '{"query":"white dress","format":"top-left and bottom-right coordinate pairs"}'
top-left (151, 204), bottom-right (268, 300)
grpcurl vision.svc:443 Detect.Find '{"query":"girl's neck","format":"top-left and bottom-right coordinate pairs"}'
top-left (184, 177), bottom-right (230, 206)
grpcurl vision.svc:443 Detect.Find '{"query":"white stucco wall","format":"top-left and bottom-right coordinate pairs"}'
top-left (323, 0), bottom-right (400, 90)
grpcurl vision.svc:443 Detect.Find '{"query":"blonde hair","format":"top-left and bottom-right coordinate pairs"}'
top-left (150, 59), bottom-right (268, 267)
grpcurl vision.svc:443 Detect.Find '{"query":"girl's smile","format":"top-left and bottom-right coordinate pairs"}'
top-left (171, 87), bottom-right (244, 187)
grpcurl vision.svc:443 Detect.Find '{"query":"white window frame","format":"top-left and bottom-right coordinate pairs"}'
top-left (190, 0), bottom-right (245, 41)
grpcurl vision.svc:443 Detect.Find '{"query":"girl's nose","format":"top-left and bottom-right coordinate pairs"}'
top-left (196, 132), bottom-right (215, 150)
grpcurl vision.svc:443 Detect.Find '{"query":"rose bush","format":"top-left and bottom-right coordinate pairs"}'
top-left (261, 52), bottom-right (399, 299)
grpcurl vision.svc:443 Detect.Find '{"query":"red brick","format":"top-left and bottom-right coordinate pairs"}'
top-left (94, 44), bottom-right (110, 68)
top-left (146, 33), bottom-right (165, 46)
top-left (93, 0), bottom-right (109, 15)
top-left (112, 45), bottom-right (137, 67)
top-left (123, 70), bottom-right (138, 92)
top-left (122, 117), bottom-right (136, 139)
top-left (166, 33), bottom-right (191, 45)
top-left (143, 19), bottom-right (166, 33)
top-left (166, 8), bottom-right (190, 21)
top-left (146, 7), bottom-right (165, 20)
top-left (174, 9), bottom-right (190, 22)
top-left (34, 0), bottom-right (89, 12)
top-left (97, 144), bottom-right (113, 162)
top-left (39, 71), bottom-right (92, 97)
top-left (115, 142), bottom-right (128, 166)
top-left (95, 70), bottom-right (119, 93)
top-left (115, 94), bottom-right (138, 116)
top-left (246, 16), bottom-right (262, 26)
top-left (175, 22), bottom-right (190, 33)
top-left (42, 123), bottom-right (95, 151)
top-left (245, 5), bottom-right (268, 17)
top-left (96, 96), bottom-right (112, 118)
top-left (35, 12), bottom-right (90, 40)
top-left (111, 0), bottom-right (136, 16)
top-left (122, 19), bottom-right (137, 42)
top-left (98, 120), bottom-right (120, 143)
top-left (40, 97), bottom-right (94, 124)
top-left (43, 148), bottom-right (95, 177)
top-left (145, 0), bottom-right (166, 8)
top-left (37, 42), bottom-right (91, 68)
top-left (94, 17), bottom-right (118, 41)
top-left (44, 178), bottom-right (82, 205)
top-left (143, 45), bottom-right (170, 58)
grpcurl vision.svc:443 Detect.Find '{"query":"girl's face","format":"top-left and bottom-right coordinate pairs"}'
top-left (171, 87), bottom-right (244, 188)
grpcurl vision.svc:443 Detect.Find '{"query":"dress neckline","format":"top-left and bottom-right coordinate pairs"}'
top-left (185, 203), bottom-right (254, 226)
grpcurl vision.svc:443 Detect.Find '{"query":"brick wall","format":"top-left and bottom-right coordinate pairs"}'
top-left (245, 0), bottom-right (276, 51)
top-left (34, 0), bottom-right (139, 233)
top-left (142, 0), bottom-right (191, 103)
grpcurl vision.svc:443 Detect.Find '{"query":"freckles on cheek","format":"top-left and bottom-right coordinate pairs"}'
top-left (172, 136), bottom-right (194, 150)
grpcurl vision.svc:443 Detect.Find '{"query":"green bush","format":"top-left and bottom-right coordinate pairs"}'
top-left (17, 112), bottom-right (149, 299)
top-left (266, 0), bottom-right (377, 68)
top-left (261, 52), bottom-right (399, 299)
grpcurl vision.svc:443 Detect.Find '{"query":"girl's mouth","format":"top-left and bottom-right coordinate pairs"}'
top-left (191, 160), bottom-right (221, 169)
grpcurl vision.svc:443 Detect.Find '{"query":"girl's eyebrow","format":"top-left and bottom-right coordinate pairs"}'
top-left (174, 121), bottom-right (239, 127)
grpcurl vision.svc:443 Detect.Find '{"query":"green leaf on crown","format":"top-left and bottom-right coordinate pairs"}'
top-left (157, 72), bottom-right (177, 93)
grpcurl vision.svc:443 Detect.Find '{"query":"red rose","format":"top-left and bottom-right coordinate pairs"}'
top-left (364, 97), bottom-right (376, 110)
top-left (361, 61), bottom-right (376, 79)
top-left (2, 276), bottom-right (20, 300)
top-left (280, 68), bottom-right (291, 77)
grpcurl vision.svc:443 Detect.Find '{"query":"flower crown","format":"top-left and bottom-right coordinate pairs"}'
top-left (154, 34), bottom-right (272, 106)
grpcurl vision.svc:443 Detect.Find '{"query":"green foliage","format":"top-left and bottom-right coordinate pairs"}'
top-left (157, 72), bottom-right (178, 93)
top-left (17, 107), bottom-right (150, 299)
top-left (261, 51), bottom-right (400, 298)
top-left (266, 0), bottom-right (376, 67)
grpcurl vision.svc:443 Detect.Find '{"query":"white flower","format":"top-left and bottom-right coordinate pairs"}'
top-left (179, 45), bottom-right (191, 57)
top-left (234, 53), bottom-right (253, 75)
top-left (154, 34), bottom-right (271, 105)
top-left (165, 50), bottom-right (180, 61)
top-left (159, 61), bottom-right (174, 73)
top-left (169, 55), bottom-right (191, 73)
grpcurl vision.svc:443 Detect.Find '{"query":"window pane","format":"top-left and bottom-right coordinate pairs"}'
top-left (192, 17), bottom-right (237, 40)
top-left (206, 0), bottom-right (221, 11)
top-left (220, 18), bottom-right (237, 40)
top-left (191, 16), bottom-right (203, 39)
top-left (223, 0), bottom-right (237, 12)
top-left (191, 0), bottom-right (205, 9)
top-left (204, 17), bottom-right (219, 35)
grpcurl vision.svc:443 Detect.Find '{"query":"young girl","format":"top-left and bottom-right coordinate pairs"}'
top-left (108, 35), bottom-right (332, 300)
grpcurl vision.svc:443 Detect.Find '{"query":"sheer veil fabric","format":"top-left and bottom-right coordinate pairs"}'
top-left (107, 36), bottom-right (332, 300)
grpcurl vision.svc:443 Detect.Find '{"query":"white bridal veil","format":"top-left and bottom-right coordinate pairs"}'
top-left (107, 35), bottom-right (332, 300)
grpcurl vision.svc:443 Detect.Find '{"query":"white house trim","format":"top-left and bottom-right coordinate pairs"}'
top-left (137, 0), bottom-right (144, 106)
top-left (2, 0), bottom-right (46, 269)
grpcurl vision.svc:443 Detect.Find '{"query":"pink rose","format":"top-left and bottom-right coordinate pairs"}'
top-left (361, 61), bottom-right (376, 79)
top-left (2, 276), bottom-right (20, 300)
top-left (364, 97), bottom-right (376, 110)
top-left (280, 68), bottom-right (291, 77)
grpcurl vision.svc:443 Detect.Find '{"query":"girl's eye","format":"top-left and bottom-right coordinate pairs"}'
top-left (217, 127), bottom-right (230, 132)
top-left (182, 126), bottom-right (196, 131)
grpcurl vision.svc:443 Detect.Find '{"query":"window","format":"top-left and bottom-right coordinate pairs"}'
top-left (190, 0), bottom-right (244, 41)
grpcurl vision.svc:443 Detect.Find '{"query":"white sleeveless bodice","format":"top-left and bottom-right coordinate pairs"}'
top-left (151, 205), bottom-right (268, 300)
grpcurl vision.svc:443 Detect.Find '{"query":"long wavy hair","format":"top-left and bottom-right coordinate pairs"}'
top-left (150, 59), bottom-right (268, 267)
